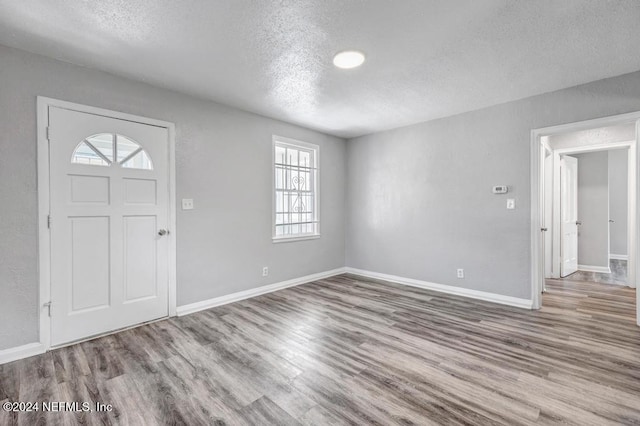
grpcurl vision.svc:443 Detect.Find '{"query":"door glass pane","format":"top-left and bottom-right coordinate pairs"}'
top-left (71, 141), bottom-right (109, 166)
top-left (86, 133), bottom-right (114, 162)
top-left (116, 135), bottom-right (141, 162)
top-left (122, 150), bottom-right (153, 170)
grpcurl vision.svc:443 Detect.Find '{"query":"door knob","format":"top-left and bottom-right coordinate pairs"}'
top-left (541, 227), bottom-right (548, 232)
top-left (158, 229), bottom-right (169, 236)
top-left (609, 220), bottom-right (615, 223)
top-left (575, 221), bottom-right (582, 226)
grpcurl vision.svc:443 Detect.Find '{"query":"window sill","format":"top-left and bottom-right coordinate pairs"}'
top-left (272, 234), bottom-right (321, 244)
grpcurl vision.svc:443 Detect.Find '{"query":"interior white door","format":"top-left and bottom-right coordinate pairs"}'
top-left (560, 155), bottom-right (579, 277)
top-left (49, 106), bottom-right (169, 346)
top-left (543, 149), bottom-right (553, 280)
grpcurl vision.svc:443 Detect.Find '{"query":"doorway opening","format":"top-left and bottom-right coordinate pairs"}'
top-left (531, 113), bottom-right (639, 325)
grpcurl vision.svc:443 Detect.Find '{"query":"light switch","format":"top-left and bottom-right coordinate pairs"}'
top-left (182, 198), bottom-right (194, 210)
top-left (507, 199), bottom-right (515, 210)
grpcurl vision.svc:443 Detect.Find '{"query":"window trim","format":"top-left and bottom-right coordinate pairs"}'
top-left (272, 135), bottom-right (320, 242)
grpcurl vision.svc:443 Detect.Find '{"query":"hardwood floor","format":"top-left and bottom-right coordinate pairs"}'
top-left (559, 259), bottom-right (628, 286)
top-left (1, 274), bottom-right (638, 425)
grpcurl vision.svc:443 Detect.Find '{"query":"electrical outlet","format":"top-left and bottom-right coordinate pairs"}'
top-left (262, 266), bottom-right (269, 277)
top-left (457, 268), bottom-right (464, 279)
top-left (182, 198), bottom-right (194, 210)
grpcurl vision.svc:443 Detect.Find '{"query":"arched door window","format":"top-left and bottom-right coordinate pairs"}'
top-left (71, 133), bottom-right (153, 170)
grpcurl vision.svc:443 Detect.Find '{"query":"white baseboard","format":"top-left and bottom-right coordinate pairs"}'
top-left (578, 264), bottom-right (611, 274)
top-left (609, 254), bottom-right (628, 261)
top-left (0, 342), bottom-right (45, 365)
top-left (177, 267), bottom-right (347, 316)
top-left (344, 267), bottom-right (533, 309)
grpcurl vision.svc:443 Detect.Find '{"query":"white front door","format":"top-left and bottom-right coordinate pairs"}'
top-left (49, 106), bottom-right (169, 346)
top-left (560, 155), bottom-right (579, 277)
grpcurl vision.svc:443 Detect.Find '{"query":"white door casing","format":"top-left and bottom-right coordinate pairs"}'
top-left (543, 150), bottom-right (553, 279)
top-left (560, 155), bottom-right (579, 277)
top-left (48, 106), bottom-right (170, 346)
top-left (531, 112), bottom-right (639, 323)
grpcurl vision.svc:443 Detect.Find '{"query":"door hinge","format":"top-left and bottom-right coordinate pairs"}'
top-left (46, 126), bottom-right (50, 141)
top-left (44, 301), bottom-right (52, 317)
top-left (47, 215), bottom-right (51, 229)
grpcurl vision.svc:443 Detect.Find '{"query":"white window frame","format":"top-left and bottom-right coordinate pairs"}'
top-left (272, 135), bottom-right (320, 242)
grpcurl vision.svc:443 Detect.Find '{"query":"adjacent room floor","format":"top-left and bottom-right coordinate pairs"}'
top-left (1, 274), bottom-right (638, 425)
top-left (556, 259), bottom-right (628, 286)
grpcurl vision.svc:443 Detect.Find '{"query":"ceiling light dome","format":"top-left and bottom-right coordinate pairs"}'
top-left (333, 50), bottom-right (365, 69)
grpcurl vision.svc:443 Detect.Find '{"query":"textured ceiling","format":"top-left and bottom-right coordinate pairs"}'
top-left (1, 1), bottom-right (639, 138)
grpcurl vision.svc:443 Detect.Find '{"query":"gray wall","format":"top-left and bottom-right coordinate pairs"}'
top-left (609, 149), bottom-right (629, 256)
top-left (4, 40), bottom-right (640, 351)
top-left (346, 70), bottom-right (640, 299)
top-left (575, 152), bottom-right (609, 268)
top-left (0, 45), bottom-right (347, 350)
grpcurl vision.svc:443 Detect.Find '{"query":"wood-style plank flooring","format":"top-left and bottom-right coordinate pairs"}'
top-left (1, 274), bottom-right (639, 425)
top-left (558, 259), bottom-right (627, 286)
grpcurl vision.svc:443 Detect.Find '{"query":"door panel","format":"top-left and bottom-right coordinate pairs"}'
top-left (561, 155), bottom-right (579, 277)
top-left (70, 216), bottom-right (110, 312)
top-left (123, 178), bottom-right (157, 204)
top-left (70, 175), bottom-right (110, 204)
top-left (123, 215), bottom-right (158, 302)
top-left (49, 106), bottom-right (169, 346)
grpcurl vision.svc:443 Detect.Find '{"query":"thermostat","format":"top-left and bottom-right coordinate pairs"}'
top-left (492, 185), bottom-right (508, 194)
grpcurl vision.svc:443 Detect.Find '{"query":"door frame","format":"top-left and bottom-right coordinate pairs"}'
top-left (553, 142), bottom-right (633, 278)
top-left (530, 111), bottom-right (639, 326)
top-left (37, 97), bottom-right (177, 350)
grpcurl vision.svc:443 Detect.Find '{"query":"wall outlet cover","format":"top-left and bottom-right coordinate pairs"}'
top-left (182, 198), bottom-right (194, 210)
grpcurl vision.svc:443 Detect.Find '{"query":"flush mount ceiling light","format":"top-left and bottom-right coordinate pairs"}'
top-left (333, 50), bottom-right (365, 69)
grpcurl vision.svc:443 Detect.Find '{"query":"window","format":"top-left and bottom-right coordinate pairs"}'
top-left (273, 136), bottom-right (319, 241)
top-left (71, 133), bottom-right (153, 170)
